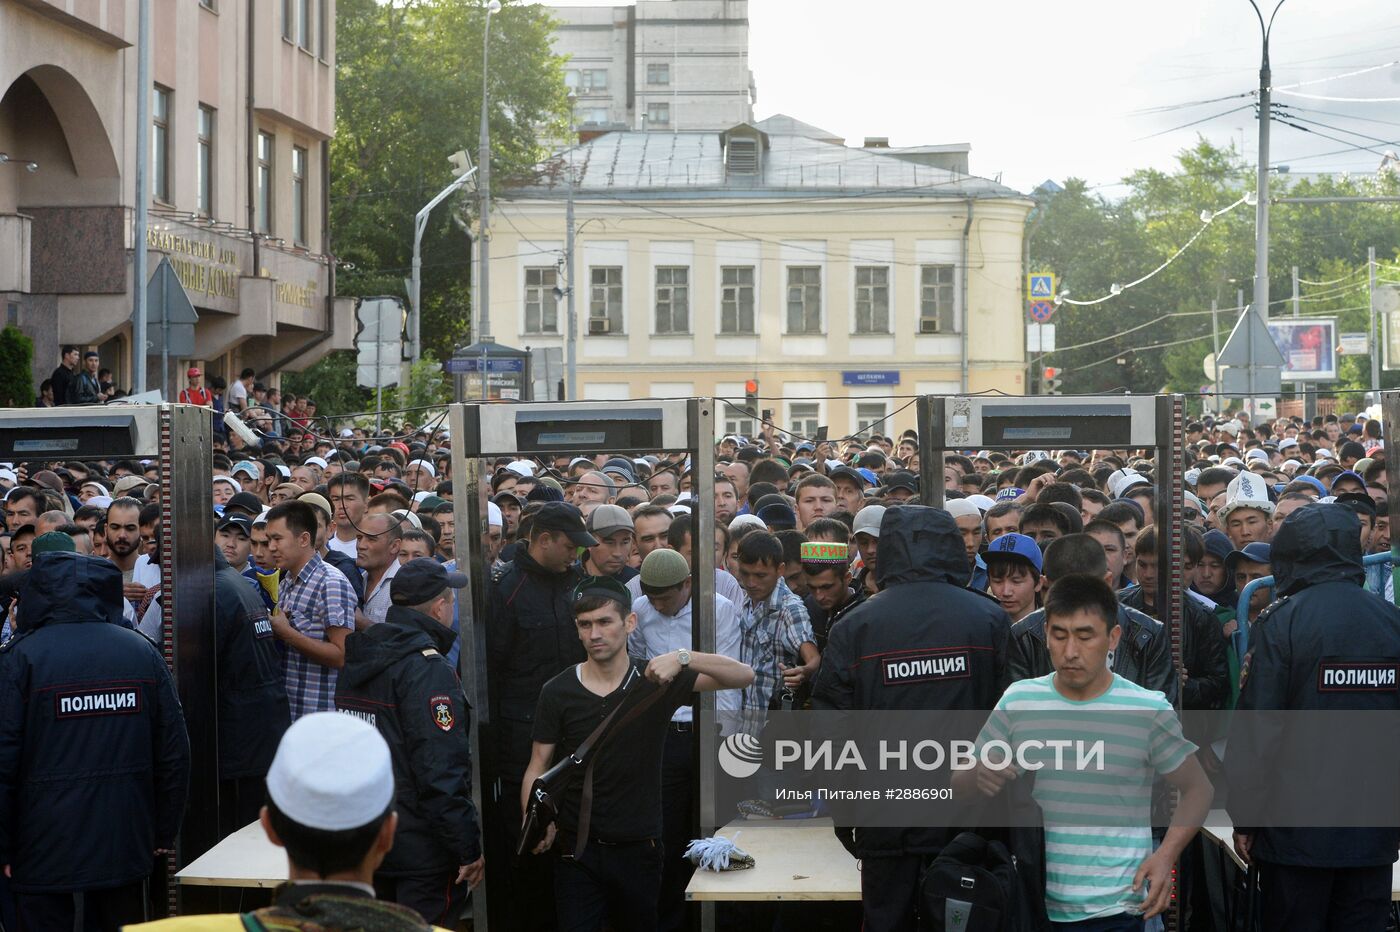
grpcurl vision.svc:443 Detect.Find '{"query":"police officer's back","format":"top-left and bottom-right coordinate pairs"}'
top-left (214, 546), bottom-right (290, 832)
top-left (0, 548), bottom-right (190, 930)
top-left (336, 559), bottom-right (482, 925)
top-left (1226, 503), bottom-right (1400, 931)
top-left (811, 506), bottom-right (1009, 932)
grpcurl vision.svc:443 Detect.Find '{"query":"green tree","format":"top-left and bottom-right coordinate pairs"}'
top-left (331, 0), bottom-right (569, 368)
top-left (283, 351), bottom-right (367, 417)
top-left (0, 327), bottom-right (34, 407)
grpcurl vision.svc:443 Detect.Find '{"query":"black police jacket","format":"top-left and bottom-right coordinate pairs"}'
top-left (486, 549), bottom-right (584, 780)
top-left (336, 604), bottom-right (482, 874)
top-left (214, 548), bottom-right (290, 780)
top-left (1226, 503), bottom-right (1400, 868)
top-left (0, 552), bottom-right (190, 893)
top-left (1118, 586), bottom-right (1229, 712)
top-left (1008, 601), bottom-right (1179, 704)
top-left (811, 506), bottom-right (1010, 858)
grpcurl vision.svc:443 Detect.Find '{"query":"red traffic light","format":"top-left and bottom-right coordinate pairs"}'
top-left (745, 379), bottom-right (758, 394)
top-left (1043, 367), bottom-right (1062, 380)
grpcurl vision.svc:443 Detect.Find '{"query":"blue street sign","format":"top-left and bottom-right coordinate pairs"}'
top-left (842, 371), bottom-right (900, 386)
top-left (1029, 300), bottom-right (1056, 323)
top-left (444, 356), bottom-right (525, 374)
top-left (1028, 274), bottom-right (1055, 299)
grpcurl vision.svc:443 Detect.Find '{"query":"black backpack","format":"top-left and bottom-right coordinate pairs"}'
top-left (918, 831), bottom-right (1027, 932)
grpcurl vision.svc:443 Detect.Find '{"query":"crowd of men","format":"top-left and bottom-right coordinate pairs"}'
top-left (0, 397), bottom-right (1396, 932)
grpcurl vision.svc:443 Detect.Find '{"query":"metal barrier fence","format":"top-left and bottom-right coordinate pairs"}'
top-left (1234, 551), bottom-right (1400, 658)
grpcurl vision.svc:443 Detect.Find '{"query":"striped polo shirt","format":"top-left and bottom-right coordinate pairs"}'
top-left (976, 673), bottom-right (1194, 923)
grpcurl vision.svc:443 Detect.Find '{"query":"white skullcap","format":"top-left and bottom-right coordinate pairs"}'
top-left (392, 508), bottom-right (423, 530)
top-left (505, 460), bottom-right (536, 478)
top-left (487, 501), bottom-right (503, 527)
top-left (1107, 468), bottom-right (1150, 499)
top-left (0, 469), bottom-right (16, 485)
top-left (410, 460), bottom-right (436, 477)
top-left (966, 494), bottom-right (996, 513)
top-left (727, 513), bottom-right (766, 534)
top-left (88, 495), bottom-right (113, 509)
top-left (413, 491), bottom-right (434, 503)
top-left (943, 498), bottom-right (982, 521)
top-left (266, 712), bottom-right (393, 831)
top-left (304, 456), bottom-right (329, 470)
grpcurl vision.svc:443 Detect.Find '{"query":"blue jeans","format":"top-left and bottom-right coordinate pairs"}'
top-left (1051, 914), bottom-right (1145, 932)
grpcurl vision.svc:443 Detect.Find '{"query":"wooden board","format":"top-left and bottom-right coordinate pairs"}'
top-left (685, 819), bottom-right (861, 902)
top-left (176, 820), bottom-right (285, 888)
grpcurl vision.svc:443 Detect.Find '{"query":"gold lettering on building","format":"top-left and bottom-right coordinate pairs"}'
top-left (276, 279), bottom-right (319, 309)
top-left (146, 227), bottom-right (242, 301)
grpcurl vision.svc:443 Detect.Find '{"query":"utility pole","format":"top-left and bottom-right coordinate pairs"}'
top-left (1211, 299), bottom-right (1222, 410)
top-left (476, 0), bottom-right (500, 359)
top-left (132, 0), bottom-right (151, 395)
top-left (1248, 1), bottom-right (1285, 389)
top-left (565, 151), bottom-right (577, 400)
top-left (1371, 245), bottom-right (1380, 395)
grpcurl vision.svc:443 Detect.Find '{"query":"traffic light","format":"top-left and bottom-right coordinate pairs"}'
top-left (448, 150), bottom-right (474, 179)
top-left (1043, 366), bottom-right (1063, 395)
top-left (744, 379), bottom-right (759, 418)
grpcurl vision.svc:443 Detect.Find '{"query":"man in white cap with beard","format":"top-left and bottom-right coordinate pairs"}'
top-left (130, 711), bottom-right (443, 931)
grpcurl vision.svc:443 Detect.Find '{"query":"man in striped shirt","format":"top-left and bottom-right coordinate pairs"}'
top-left (266, 500), bottom-right (357, 719)
top-left (959, 575), bottom-right (1211, 931)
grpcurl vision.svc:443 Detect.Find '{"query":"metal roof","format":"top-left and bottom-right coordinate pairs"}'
top-left (512, 125), bottom-right (1025, 200)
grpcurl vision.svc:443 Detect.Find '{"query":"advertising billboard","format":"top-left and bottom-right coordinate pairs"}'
top-left (1266, 318), bottom-right (1337, 382)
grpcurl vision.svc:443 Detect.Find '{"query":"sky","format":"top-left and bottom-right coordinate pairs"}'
top-left (535, 0), bottom-right (1400, 194)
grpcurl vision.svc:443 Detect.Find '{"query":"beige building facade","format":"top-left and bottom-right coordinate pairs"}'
top-left (0, 0), bottom-right (352, 396)
top-left (492, 118), bottom-right (1032, 440)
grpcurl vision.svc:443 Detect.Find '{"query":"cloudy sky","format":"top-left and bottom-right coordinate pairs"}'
top-left (536, 0), bottom-right (1400, 193)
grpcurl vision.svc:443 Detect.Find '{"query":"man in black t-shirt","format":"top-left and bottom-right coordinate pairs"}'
top-left (523, 576), bottom-right (754, 932)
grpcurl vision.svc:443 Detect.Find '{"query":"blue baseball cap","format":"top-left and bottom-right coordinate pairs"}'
top-left (1225, 542), bottom-right (1272, 573)
top-left (1292, 475), bottom-right (1327, 497)
top-left (1329, 470), bottom-right (1366, 492)
top-left (983, 532), bottom-right (1043, 575)
top-left (995, 487), bottom-right (1026, 502)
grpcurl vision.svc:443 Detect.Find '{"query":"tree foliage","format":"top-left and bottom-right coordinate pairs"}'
top-left (1032, 140), bottom-right (1400, 405)
top-left (331, 0), bottom-right (570, 363)
top-left (0, 327), bottom-right (34, 407)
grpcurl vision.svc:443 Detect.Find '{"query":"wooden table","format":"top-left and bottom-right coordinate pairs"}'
top-left (685, 818), bottom-right (860, 902)
top-left (176, 821), bottom-right (285, 888)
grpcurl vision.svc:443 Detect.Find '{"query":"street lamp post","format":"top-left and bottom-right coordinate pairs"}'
top-left (411, 163), bottom-right (478, 370)
top-left (1248, 0), bottom-right (1286, 401)
top-left (476, 0), bottom-right (501, 373)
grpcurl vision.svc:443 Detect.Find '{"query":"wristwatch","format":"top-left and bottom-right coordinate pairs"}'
top-left (677, 648), bottom-right (691, 668)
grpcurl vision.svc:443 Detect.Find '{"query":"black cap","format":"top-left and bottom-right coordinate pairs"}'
top-left (533, 501), bottom-right (598, 547)
top-left (572, 575), bottom-right (633, 612)
top-left (224, 491), bottom-right (264, 518)
top-left (216, 515), bottom-right (253, 538)
top-left (881, 471), bottom-right (919, 494)
top-left (391, 558), bottom-right (469, 605)
top-left (829, 465), bottom-right (871, 488)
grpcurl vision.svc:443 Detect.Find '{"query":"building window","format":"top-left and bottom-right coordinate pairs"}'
top-left (575, 107), bottom-right (610, 126)
top-left (292, 145), bottom-right (308, 245)
top-left (646, 103), bottom-right (670, 127)
top-left (566, 69), bottom-right (609, 95)
top-left (720, 266), bottom-right (755, 334)
top-left (196, 106), bottom-right (214, 217)
top-left (256, 131), bottom-right (274, 234)
top-left (855, 402), bottom-right (888, 438)
top-left (298, 0), bottom-right (312, 49)
top-left (723, 401), bottom-right (756, 438)
top-left (200, 0), bottom-right (216, 12)
top-left (786, 266), bottom-right (821, 334)
top-left (152, 86), bottom-right (171, 204)
top-left (920, 264), bottom-right (956, 333)
top-left (647, 63), bottom-right (670, 86)
top-left (319, 0), bottom-right (328, 58)
top-left (787, 402), bottom-right (820, 442)
top-left (282, 0), bottom-right (294, 40)
top-left (854, 266), bottom-right (890, 333)
top-left (654, 267), bottom-right (689, 334)
top-left (524, 267), bottom-right (559, 334)
top-left (589, 266), bottom-right (623, 334)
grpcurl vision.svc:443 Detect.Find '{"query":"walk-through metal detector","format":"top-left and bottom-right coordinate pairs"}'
top-left (0, 404), bottom-right (215, 916)
top-left (918, 394), bottom-right (1187, 688)
top-left (448, 398), bottom-right (718, 932)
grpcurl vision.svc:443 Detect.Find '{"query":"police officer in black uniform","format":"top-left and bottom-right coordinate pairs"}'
top-left (811, 506), bottom-right (1009, 932)
top-left (336, 558), bottom-right (484, 925)
top-left (0, 547), bottom-right (190, 932)
top-left (1226, 503), bottom-right (1400, 931)
top-left (214, 545), bottom-right (290, 836)
top-left (484, 501), bottom-right (596, 930)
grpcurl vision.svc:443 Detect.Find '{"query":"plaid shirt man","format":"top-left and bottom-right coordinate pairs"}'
top-left (739, 577), bottom-right (815, 718)
top-left (278, 552), bottom-right (356, 719)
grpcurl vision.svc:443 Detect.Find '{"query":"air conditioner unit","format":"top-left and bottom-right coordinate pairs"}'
top-left (589, 317), bottom-right (612, 335)
top-left (919, 318), bottom-right (942, 334)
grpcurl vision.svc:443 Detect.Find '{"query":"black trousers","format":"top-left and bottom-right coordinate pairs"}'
top-left (1259, 861), bottom-right (1392, 932)
top-left (859, 855), bottom-right (929, 932)
top-left (554, 838), bottom-right (663, 932)
top-left (659, 725), bottom-right (697, 932)
top-left (218, 776), bottom-right (267, 838)
top-left (494, 778), bottom-right (555, 932)
top-left (14, 880), bottom-right (148, 932)
top-left (374, 872), bottom-right (469, 927)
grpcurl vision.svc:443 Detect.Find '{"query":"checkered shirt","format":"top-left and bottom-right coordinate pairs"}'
top-left (739, 577), bottom-right (815, 714)
top-left (279, 553), bottom-right (357, 719)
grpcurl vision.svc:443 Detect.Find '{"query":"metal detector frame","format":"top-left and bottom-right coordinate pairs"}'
top-left (0, 404), bottom-right (215, 916)
top-left (918, 394), bottom-right (1188, 699)
top-left (448, 398), bottom-right (718, 932)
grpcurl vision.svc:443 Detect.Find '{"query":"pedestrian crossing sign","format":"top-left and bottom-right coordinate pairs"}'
top-left (1027, 274), bottom-right (1055, 300)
